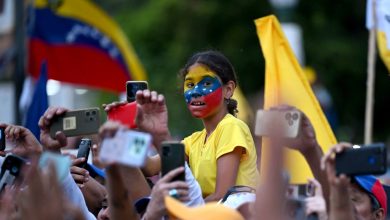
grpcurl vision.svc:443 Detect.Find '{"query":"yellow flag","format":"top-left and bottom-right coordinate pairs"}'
top-left (377, 31), bottom-right (390, 74)
top-left (232, 86), bottom-right (254, 125)
top-left (254, 15), bottom-right (337, 183)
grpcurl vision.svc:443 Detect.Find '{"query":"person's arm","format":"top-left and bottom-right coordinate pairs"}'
top-left (271, 105), bottom-right (330, 203)
top-left (321, 143), bottom-right (356, 220)
top-left (1, 124), bottom-right (43, 157)
top-left (106, 164), bottom-right (139, 220)
top-left (141, 154), bottom-right (161, 177)
top-left (204, 147), bottom-right (242, 202)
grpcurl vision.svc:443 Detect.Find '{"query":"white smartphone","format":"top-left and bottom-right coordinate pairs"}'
top-left (99, 130), bottom-right (151, 167)
top-left (254, 110), bottom-right (301, 138)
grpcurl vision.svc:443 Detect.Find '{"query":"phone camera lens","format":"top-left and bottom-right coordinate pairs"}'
top-left (285, 113), bottom-right (291, 120)
top-left (368, 156), bottom-right (376, 165)
top-left (92, 111), bottom-right (96, 115)
top-left (11, 166), bottom-right (18, 174)
top-left (162, 147), bottom-right (170, 157)
top-left (86, 112), bottom-right (90, 116)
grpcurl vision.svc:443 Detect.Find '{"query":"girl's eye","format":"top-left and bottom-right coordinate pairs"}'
top-left (203, 81), bottom-right (212, 87)
top-left (186, 82), bottom-right (194, 88)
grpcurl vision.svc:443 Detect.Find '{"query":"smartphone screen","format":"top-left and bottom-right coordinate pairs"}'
top-left (126, 81), bottom-right (148, 102)
top-left (0, 127), bottom-right (5, 151)
top-left (160, 141), bottom-right (185, 182)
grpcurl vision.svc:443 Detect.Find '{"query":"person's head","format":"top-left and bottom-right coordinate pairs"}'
top-left (180, 50), bottom-right (238, 119)
top-left (349, 176), bottom-right (387, 220)
top-left (97, 197), bottom-right (110, 220)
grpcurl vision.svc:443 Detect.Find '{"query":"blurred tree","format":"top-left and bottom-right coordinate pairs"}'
top-left (94, 0), bottom-right (390, 143)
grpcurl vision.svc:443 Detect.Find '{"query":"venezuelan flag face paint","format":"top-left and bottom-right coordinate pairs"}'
top-left (184, 65), bottom-right (223, 118)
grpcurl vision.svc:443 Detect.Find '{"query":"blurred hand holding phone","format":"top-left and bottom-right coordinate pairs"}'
top-left (255, 109), bottom-right (301, 138)
top-left (0, 154), bottom-right (27, 192)
top-left (99, 130), bottom-right (151, 167)
top-left (335, 143), bottom-right (387, 176)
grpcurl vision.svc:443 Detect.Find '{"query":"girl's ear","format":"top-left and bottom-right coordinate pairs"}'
top-left (224, 80), bottom-right (236, 99)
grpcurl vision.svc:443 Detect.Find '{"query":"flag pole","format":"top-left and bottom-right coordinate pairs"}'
top-left (364, 0), bottom-right (377, 144)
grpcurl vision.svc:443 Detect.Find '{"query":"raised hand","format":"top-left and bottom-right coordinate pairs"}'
top-left (38, 106), bottom-right (69, 152)
top-left (135, 90), bottom-right (170, 148)
top-left (1, 124), bottom-right (42, 157)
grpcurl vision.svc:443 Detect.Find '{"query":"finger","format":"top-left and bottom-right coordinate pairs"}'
top-left (136, 90), bottom-right (145, 105)
top-left (308, 178), bottom-right (323, 196)
top-left (159, 166), bottom-right (185, 182)
top-left (143, 90), bottom-right (151, 103)
top-left (151, 91), bottom-right (158, 102)
top-left (164, 181), bottom-right (189, 191)
top-left (91, 144), bottom-right (99, 157)
top-left (157, 94), bottom-right (165, 105)
top-left (55, 131), bottom-right (67, 147)
top-left (72, 157), bottom-right (86, 166)
top-left (72, 173), bottom-right (88, 184)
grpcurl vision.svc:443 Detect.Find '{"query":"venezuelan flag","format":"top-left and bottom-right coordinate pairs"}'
top-left (28, 0), bottom-right (147, 93)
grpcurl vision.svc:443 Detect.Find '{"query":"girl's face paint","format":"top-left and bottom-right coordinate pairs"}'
top-left (184, 65), bottom-right (223, 118)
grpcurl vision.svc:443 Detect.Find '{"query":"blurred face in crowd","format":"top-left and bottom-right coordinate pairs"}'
top-left (349, 183), bottom-right (385, 220)
top-left (183, 64), bottom-right (224, 119)
top-left (97, 197), bottom-right (110, 220)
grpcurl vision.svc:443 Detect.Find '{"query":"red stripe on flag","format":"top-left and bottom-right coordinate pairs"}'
top-left (28, 39), bottom-right (131, 93)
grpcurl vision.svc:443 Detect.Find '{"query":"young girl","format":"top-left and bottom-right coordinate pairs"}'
top-left (135, 51), bottom-right (259, 202)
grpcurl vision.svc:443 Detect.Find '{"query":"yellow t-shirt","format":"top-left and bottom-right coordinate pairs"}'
top-left (183, 114), bottom-right (259, 197)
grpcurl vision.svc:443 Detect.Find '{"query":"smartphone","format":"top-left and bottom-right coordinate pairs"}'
top-left (0, 155), bottom-right (27, 192)
top-left (99, 130), bottom-right (151, 167)
top-left (107, 102), bottom-right (138, 129)
top-left (49, 108), bottom-right (100, 139)
top-left (126, 81), bottom-right (148, 102)
top-left (255, 110), bottom-right (301, 138)
top-left (160, 141), bottom-right (185, 182)
top-left (336, 143), bottom-right (387, 176)
top-left (0, 127), bottom-right (5, 151)
top-left (76, 138), bottom-right (91, 169)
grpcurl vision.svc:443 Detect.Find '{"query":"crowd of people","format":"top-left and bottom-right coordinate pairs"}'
top-left (0, 50), bottom-right (387, 220)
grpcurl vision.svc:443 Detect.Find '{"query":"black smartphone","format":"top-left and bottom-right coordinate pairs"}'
top-left (0, 155), bottom-right (27, 192)
top-left (76, 138), bottom-right (91, 169)
top-left (336, 143), bottom-right (387, 176)
top-left (0, 127), bottom-right (5, 151)
top-left (160, 141), bottom-right (185, 182)
top-left (49, 108), bottom-right (100, 139)
top-left (126, 81), bottom-right (148, 102)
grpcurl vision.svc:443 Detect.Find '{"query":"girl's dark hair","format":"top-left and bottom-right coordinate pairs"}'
top-left (179, 50), bottom-right (239, 116)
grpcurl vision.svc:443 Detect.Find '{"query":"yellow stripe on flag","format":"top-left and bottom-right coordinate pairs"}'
top-left (254, 15), bottom-right (337, 183)
top-left (377, 31), bottom-right (390, 74)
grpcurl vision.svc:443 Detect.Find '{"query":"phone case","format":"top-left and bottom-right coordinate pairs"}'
top-left (126, 81), bottom-right (148, 102)
top-left (335, 143), bottom-right (387, 176)
top-left (107, 102), bottom-right (137, 129)
top-left (0, 127), bottom-right (5, 151)
top-left (160, 141), bottom-right (185, 182)
top-left (0, 155), bottom-right (27, 192)
top-left (77, 138), bottom-right (91, 168)
top-left (49, 108), bottom-right (100, 139)
top-left (255, 110), bottom-right (301, 138)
